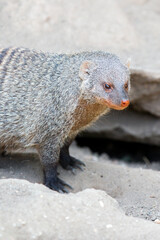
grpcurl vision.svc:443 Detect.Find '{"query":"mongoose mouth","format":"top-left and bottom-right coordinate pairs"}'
top-left (96, 97), bottom-right (130, 110)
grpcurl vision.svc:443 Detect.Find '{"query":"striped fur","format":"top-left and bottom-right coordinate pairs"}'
top-left (0, 47), bottom-right (130, 190)
top-left (0, 47), bottom-right (130, 150)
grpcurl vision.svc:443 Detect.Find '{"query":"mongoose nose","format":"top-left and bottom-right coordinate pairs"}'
top-left (121, 100), bottom-right (130, 108)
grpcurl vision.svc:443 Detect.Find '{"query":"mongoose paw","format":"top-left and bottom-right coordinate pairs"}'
top-left (45, 176), bottom-right (73, 193)
top-left (60, 155), bottom-right (85, 174)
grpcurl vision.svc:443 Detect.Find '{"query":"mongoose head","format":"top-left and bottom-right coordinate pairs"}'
top-left (79, 54), bottom-right (130, 110)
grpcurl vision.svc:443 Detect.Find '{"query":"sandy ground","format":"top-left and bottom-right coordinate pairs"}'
top-left (0, 144), bottom-right (160, 239)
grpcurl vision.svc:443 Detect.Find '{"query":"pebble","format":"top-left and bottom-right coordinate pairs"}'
top-left (99, 200), bottom-right (104, 208)
top-left (106, 224), bottom-right (113, 228)
top-left (154, 219), bottom-right (160, 224)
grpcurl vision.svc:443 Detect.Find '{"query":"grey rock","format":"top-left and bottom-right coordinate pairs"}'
top-left (0, 0), bottom-right (160, 71)
top-left (86, 108), bottom-right (160, 145)
top-left (130, 69), bottom-right (160, 117)
top-left (1, 179), bottom-right (160, 240)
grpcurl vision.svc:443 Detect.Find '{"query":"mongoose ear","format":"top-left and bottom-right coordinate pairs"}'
top-left (79, 60), bottom-right (97, 80)
top-left (126, 58), bottom-right (131, 69)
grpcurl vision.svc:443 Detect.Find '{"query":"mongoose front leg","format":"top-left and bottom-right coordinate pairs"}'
top-left (60, 141), bottom-right (85, 173)
top-left (38, 140), bottom-right (72, 193)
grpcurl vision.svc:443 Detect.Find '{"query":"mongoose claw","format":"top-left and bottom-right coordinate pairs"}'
top-left (69, 157), bottom-right (85, 171)
top-left (58, 178), bottom-right (73, 190)
top-left (71, 157), bottom-right (85, 167)
top-left (64, 158), bottom-right (85, 174)
top-left (45, 175), bottom-right (73, 193)
top-left (64, 166), bottom-right (77, 175)
top-left (60, 154), bottom-right (85, 173)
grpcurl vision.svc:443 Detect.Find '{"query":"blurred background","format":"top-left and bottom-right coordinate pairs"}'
top-left (1, 0), bottom-right (160, 164)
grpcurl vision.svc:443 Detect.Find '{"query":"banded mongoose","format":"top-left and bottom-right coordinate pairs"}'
top-left (0, 47), bottom-right (130, 192)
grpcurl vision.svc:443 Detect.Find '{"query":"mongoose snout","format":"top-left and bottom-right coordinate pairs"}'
top-left (121, 99), bottom-right (130, 108)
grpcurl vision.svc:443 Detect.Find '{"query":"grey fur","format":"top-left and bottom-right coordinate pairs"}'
top-left (0, 47), bottom-right (130, 191)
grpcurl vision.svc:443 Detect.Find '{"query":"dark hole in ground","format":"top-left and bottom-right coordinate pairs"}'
top-left (76, 137), bottom-right (160, 164)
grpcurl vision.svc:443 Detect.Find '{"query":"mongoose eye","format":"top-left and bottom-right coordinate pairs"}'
top-left (104, 83), bottom-right (112, 91)
top-left (124, 83), bottom-right (128, 91)
top-left (85, 69), bottom-right (90, 75)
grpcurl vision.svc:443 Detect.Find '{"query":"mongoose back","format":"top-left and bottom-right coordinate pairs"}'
top-left (0, 47), bottom-right (130, 192)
